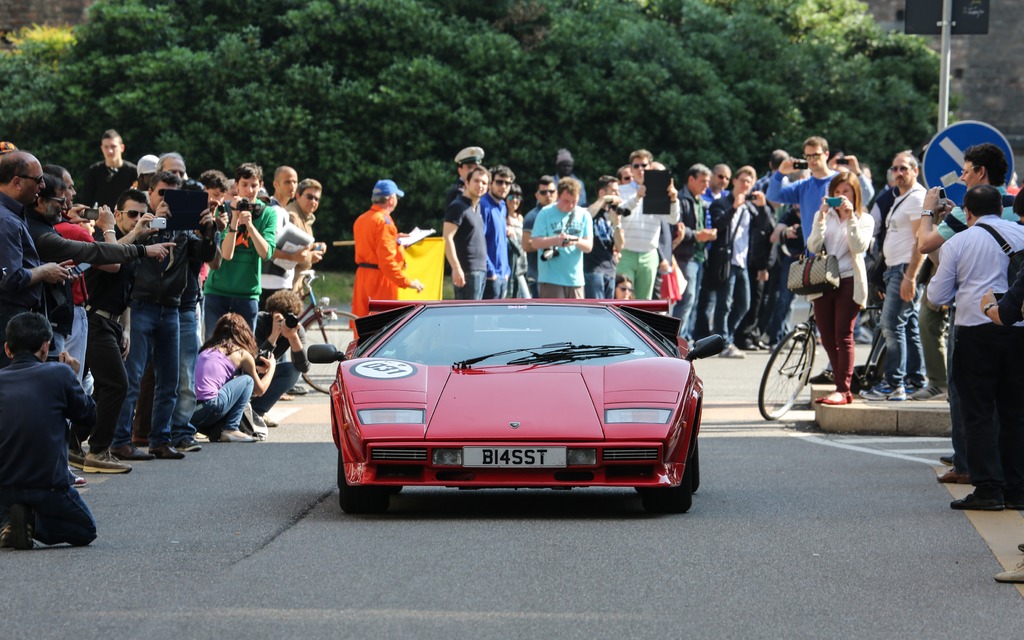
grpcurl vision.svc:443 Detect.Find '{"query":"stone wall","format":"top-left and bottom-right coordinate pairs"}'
top-left (864, 0), bottom-right (1024, 178)
top-left (1, 0), bottom-right (93, 39)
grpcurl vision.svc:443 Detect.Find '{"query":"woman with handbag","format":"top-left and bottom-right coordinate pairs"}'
top-left (807, 172), bottom-right (875, 405)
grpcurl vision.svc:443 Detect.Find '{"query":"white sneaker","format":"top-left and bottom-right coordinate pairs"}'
top-left (719, 344), bottom-right (747, 359)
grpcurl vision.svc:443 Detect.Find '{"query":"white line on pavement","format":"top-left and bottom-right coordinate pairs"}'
top-left (889, 448), bottom-right (954, 454)
top-left (791, 433), bottom-right (939, 465)
top-left (832, 436), bottom-right (949, 443)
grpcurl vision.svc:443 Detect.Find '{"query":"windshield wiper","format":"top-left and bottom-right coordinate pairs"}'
top-left (453, 342), bottom-right (574, 370)
top-left (506, 344), bottom-right (635, 366)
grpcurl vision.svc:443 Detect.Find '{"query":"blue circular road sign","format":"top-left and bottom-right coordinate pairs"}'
top-left (921, 120), bottom-right (1014, 206)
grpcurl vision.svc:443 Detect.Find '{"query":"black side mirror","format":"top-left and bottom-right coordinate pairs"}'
top-left (307, 343), bottom-right (346, 364)
top-left (685, 335), bottom-right (725, 361)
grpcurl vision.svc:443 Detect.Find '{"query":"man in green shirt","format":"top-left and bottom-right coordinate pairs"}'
top-left (203, 163), bottom-right (277, 338)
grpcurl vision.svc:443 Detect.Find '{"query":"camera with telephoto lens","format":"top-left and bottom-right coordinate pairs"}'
top-left (283, 312), bottom-right (299, 329)
top-left (235, 198), bottom-right (250, 212)
top-left (541, 245), bottom-right (560, 261)
top-left (615, 205), bottom-right (632, 217)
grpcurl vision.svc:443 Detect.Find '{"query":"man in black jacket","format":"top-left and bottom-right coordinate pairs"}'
top-left (671, 164), bottom-right (717, 339)
top-left (0, 312), bottom-right (97, 550)
top-left (734, 184), bottom-right (777, 351)
top-left (108, 171), bottom-right (217, 461)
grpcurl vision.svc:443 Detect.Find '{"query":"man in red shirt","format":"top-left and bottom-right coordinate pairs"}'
top-left (351, 180), bottom-right (424, 329)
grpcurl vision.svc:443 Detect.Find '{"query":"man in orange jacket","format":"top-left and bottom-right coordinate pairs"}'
top-left (352, 180), bottom-right (425, 327)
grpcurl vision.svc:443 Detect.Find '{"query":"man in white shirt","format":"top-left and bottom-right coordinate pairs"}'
top-left (862, 151), bottom-right (927, 401)
top-left (926, 185), bottom-right (1024, 515)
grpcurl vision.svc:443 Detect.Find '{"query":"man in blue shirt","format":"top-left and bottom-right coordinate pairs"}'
top-left (531, 178), bottom-right (593, 298)
top-left (479, 165), bottom-right (514, 299)
top-left (0, 312), bottom-right (98, 549)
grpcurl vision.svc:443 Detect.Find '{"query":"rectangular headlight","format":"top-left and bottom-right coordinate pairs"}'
top-left (357, 409), bottom-right (425, 425)
top-left (604, 408), bottom-right (672, 424)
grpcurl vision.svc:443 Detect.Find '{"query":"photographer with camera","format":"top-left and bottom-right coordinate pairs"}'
top-left (530, 178), bottom-right (593, 298)
top-left (584, 175), bottom-right (624, 298)
top-left (190, 313), bottom-right (275, 443)
top-left (250, 290), bottom-right (309, 427)
top-left (204, 163), bottom-right (278, 336)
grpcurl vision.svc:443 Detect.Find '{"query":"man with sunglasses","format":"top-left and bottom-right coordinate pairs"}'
top-left (479, 165), bottom-right (515, 299)
top-left (700, 164), bottom-right (732, 209)
top-left (0, 151), bottom-right (76, 367)
top-left (521, 175), bottom-right (558, 298)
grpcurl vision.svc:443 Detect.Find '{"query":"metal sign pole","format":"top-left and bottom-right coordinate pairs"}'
top-left (938, 0), bottom-right (953, 131)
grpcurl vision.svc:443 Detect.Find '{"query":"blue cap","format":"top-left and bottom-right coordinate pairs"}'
top-left (372, 179), bottom-right (405, 198)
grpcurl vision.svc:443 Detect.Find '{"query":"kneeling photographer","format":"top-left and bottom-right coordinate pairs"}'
top-left (251, 290), bottom-right (309, 427)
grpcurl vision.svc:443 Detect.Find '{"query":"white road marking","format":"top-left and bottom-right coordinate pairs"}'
top-left (889, 448), bottom-right (954, 454)
top-left (791, 433), bottom-right (939, 465)
top-left (833, 436), bottom-right (949, 444)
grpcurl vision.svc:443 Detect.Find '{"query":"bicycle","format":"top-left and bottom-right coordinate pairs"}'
top-left (294, 270), bottom-right (358, 393)
top-left (757, 304), bottom-right (885, 421)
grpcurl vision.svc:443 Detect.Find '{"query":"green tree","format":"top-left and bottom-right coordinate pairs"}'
top-left (0, 0), bottom-right (939, 270)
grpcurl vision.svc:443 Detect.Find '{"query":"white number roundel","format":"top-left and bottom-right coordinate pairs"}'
top-left (352, 360), bottom-right (417, 379)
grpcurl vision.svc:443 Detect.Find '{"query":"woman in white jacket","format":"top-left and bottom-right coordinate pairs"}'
top-left (807, 172), bottom-right (875, 406)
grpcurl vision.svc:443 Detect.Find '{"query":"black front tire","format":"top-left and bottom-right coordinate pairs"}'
top-left (337, 452), bottom-right (389, 514)
top-left (640, 459), bottom-right (693, 514)
top-left (689, 441), bottom-right (700, 494)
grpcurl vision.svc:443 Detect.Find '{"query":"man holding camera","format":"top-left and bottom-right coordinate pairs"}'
top-left (530, 178), bottom-right (593, 299)
top-left (584, 175), bottom-right (624, 298)
top-left (204, 163), bottom-right (278, 336)
top-left (353, 179), bottom-right (424, 323)
top-left (109, 170), bottom-right (218, 461)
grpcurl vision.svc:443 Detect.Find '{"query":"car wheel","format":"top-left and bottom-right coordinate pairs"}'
top-left (337, 452), bottom-right (389, 514)
top-left (639, 460), bottom-right (693, 514)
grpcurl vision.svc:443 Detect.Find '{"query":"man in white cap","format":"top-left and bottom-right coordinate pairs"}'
top-left (134, 154), bottom-right (159, 191)
top-left (444, 146), bottom-right (485, 209)
top-left (352, 180), bottom-right (424, 328)
top-left (80, 129), bottom-right (138, 209)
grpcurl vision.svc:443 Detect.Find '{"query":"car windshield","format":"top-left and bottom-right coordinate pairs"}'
top-left (370, 304), bottom-right (657, 366)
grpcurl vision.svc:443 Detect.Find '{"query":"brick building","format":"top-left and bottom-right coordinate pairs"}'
top-left (5, 0), bottom-right (1024, 176)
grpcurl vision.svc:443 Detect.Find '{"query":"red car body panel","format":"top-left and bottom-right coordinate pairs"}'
top-left (327, 300), bottom-right (706, 492)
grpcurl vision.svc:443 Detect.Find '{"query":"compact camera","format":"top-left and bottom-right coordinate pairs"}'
top-left (283, 312), bottom-right (299, 329)
top-left (791, 160), bottom-right (809, 170)
top-left (541, 246), bottom-right (560, 261)
top-left (235, 198), bottom-right (251, 212)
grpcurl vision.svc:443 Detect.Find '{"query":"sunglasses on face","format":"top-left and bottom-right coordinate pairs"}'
top-left (117, 209), bottom-right (144, 219)
top-left (538, 189), bottom-right (556, 195)
top-left (507, 195), bottom-right (522, 201)
top-left (890, 166), bottom-right (912, 173)
top-left (18, 174), bottom-right (45, 185)
top-left (493, 179), bottom-right (512, 186)
top-left (632, 162), bottom-right (649, 169)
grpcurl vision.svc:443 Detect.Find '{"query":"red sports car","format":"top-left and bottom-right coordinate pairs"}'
top-left (308, 299), bottom-right (723, 514)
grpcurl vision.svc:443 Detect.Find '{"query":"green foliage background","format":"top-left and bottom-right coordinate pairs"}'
top-left (1, 0), bottom-right (939, 271)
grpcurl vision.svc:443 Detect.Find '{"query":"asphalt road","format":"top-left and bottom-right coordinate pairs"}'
top-left (4, 336), bottom-right (1024, 637)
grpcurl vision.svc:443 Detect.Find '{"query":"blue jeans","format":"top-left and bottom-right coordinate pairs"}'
top-left (113, 301), bottom-right (180, 449)
top-left (483, 276), bottom-right (508, 300)
top-left (703, 265), bottom-right (750, 345)
top-left (170, 306), bottom-right (200, 444)
top-left (0, 486), bottom-right (96, 547)
top-left (203, 294), bottom-right (258, 340)
top-left (454, 270), bottom-right (486, 300)
top-left (584, 271), bottom-right (615, 299)
top-left (675, 260), bottom-right (703, 339)
top-left (191, 375), bottom-right (254, 435)
top-left (766, 255), bottom-right (798, 346)
top-left (250, 360), bottom-right (300, 416)
top-left (880, 264), bottom-right (926, 387)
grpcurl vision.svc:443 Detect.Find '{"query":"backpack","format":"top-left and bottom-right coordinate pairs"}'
top-left (975, 222), bottom-right (1024, 290)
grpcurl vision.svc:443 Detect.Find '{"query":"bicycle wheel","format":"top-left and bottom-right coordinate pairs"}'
top-left (302, 310), bottom-right (358, 394)
top-left (758, 326), bottom-right (815, 420)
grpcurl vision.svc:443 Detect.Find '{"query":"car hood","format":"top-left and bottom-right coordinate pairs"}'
top-left (427, 368), bottom-right (603, 440)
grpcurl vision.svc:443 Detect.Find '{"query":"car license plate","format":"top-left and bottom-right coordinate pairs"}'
top-left (462, 446), bottom-right (566, 468)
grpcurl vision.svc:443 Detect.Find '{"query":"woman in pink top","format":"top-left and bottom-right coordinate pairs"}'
top-left (191, 313), bottom-right (276, 442)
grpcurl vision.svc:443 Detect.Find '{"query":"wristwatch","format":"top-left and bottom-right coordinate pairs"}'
top-left (984, 301), bottom-right (998, 315)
